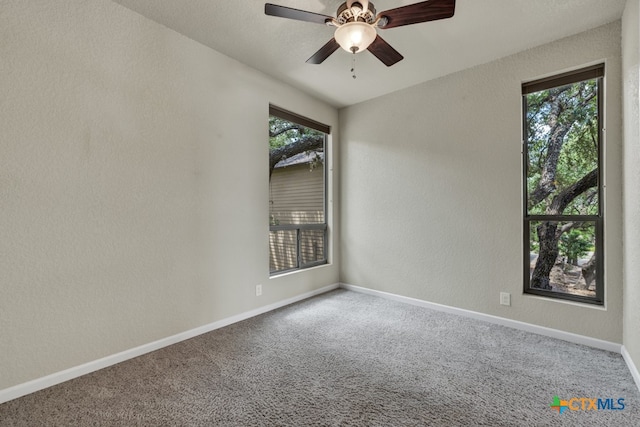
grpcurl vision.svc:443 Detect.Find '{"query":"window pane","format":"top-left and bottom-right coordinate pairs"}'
top-left (269, 230), bottom-right (298, 273)
top-left (525, 80), bottom-right (599, 216)
top-left (300, 229), bottom-right (325, 266)
top-left (528, 220), bottom-right (597, 298)
top-left (269, 153), bottom-right (324, 225)
top-left (269, 110), bottom-right (327, 275)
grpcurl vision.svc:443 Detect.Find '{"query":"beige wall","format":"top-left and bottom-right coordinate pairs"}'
top-left (0, 0), bottom-right (338, 391)
top-left (339, 22), bottom-right (623, 342)
top-left (623, 0), bottom-right (640, 371)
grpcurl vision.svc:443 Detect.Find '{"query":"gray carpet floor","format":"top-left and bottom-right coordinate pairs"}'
top-left (1, 289), bottom-right (639, 426)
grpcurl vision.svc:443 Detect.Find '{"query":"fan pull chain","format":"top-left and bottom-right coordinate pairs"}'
top-left (351, 52), bottom-right (357, 79)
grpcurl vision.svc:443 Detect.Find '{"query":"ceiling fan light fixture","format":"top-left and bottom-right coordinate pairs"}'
top-left (334, 22), bottom-right (376, 53)
top-left (265, 0), bottom-right (456, 66)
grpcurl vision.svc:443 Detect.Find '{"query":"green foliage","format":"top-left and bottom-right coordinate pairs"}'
top-left (269, 116), bottom-right (323, 151)
top-left (269, 115), bottom-right (324, 172)
top-left (530, 228), bottom-right (540, 253)
top-left (526, 80), bottom-right (599, 215)
top-left (559, 227), bottom-right (594, 265)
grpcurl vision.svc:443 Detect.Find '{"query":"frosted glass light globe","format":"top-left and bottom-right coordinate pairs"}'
top-left (335, 22), bottom-right (376, 53)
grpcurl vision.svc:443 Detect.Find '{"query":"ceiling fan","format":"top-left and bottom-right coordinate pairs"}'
top-left (265, 0), bottom-right (456, 67)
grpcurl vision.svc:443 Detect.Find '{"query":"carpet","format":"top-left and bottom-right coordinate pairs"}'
top-left (1, 289), bottom-right (638, 426)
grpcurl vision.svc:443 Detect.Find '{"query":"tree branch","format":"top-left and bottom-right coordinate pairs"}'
top-left (528, 83), bottom-right (596, 209)
top-left (269, 124), bottom-right (305, 138)
top-left (547, 169), bottom-right (597, 215)
top-left (269, 134), bottom-right (324, 179)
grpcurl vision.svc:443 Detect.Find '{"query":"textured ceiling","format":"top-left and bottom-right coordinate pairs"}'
top-left (112, 0), bottom-right (626, 107)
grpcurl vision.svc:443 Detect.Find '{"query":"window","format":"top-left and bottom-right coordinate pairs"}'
top-left (522, 64), bottom-right (604, 304)
top-left (268, 105), bottom-right (329, 275)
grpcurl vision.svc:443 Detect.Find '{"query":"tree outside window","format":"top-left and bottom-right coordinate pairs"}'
top-left (523, 65), bottom-right (604, 304)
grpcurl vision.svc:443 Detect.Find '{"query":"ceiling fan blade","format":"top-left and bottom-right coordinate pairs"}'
top-left (377, 0), bottom-right (455, 29)
top-left (367, 35), bottom-right (404, 66)
top-left (265, 3), bottom-right (333, 25)
top-left (306, 38), bottom-right (340, 64)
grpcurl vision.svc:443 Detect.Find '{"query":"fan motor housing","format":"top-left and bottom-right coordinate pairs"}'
top-left (336, 1), bottom-right (377, 25)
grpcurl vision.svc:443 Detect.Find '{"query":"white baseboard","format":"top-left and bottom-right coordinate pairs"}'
top-left (0, 283), bottom-right (339, 405)
top-left (340, 283), bottom-right (622, 354)
top-left (622, 346), bottom-right (640, 393)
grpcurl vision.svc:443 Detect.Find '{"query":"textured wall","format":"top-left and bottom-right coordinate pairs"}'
top-left (622, 0), bottom-right (640, 370)
top-left (0, 0), bottom-right (338, 390)
top-left (339, 23), bottom-right (623, 342)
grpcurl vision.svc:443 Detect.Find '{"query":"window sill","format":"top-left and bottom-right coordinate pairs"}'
top-left (269, 262), bottom-right (331, 279)
top-left (524, 293), bottom-right (607, 311)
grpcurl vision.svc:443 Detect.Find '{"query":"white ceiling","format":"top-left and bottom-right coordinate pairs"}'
top-left (112, 0), bottom-right (626, 107)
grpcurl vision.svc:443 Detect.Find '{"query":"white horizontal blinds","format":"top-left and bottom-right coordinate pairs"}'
top-left (522, 63), bottom-right (604, 94)
top-left (269, 105), bottom-right (331, 134)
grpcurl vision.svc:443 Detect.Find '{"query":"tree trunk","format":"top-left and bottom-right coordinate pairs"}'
top-left (580, 253), bottom-right (597, 290)
top-left (527, 81), bottom-right (598, 293)
top-left (530, 170), bottom-right (597, 290)
top-left (531, 222), bottom-right (559, 290)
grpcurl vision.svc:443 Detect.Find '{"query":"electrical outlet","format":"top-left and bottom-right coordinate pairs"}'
top-left (256, 284), bottom-right (262, 296)
top-left (500, 292), bottom-right (511, 306)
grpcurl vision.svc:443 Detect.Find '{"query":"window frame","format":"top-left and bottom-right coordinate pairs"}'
top-left (521, 64), bottom-right (605, 305)
top-left (268, 105), bottom-right (329, 276)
